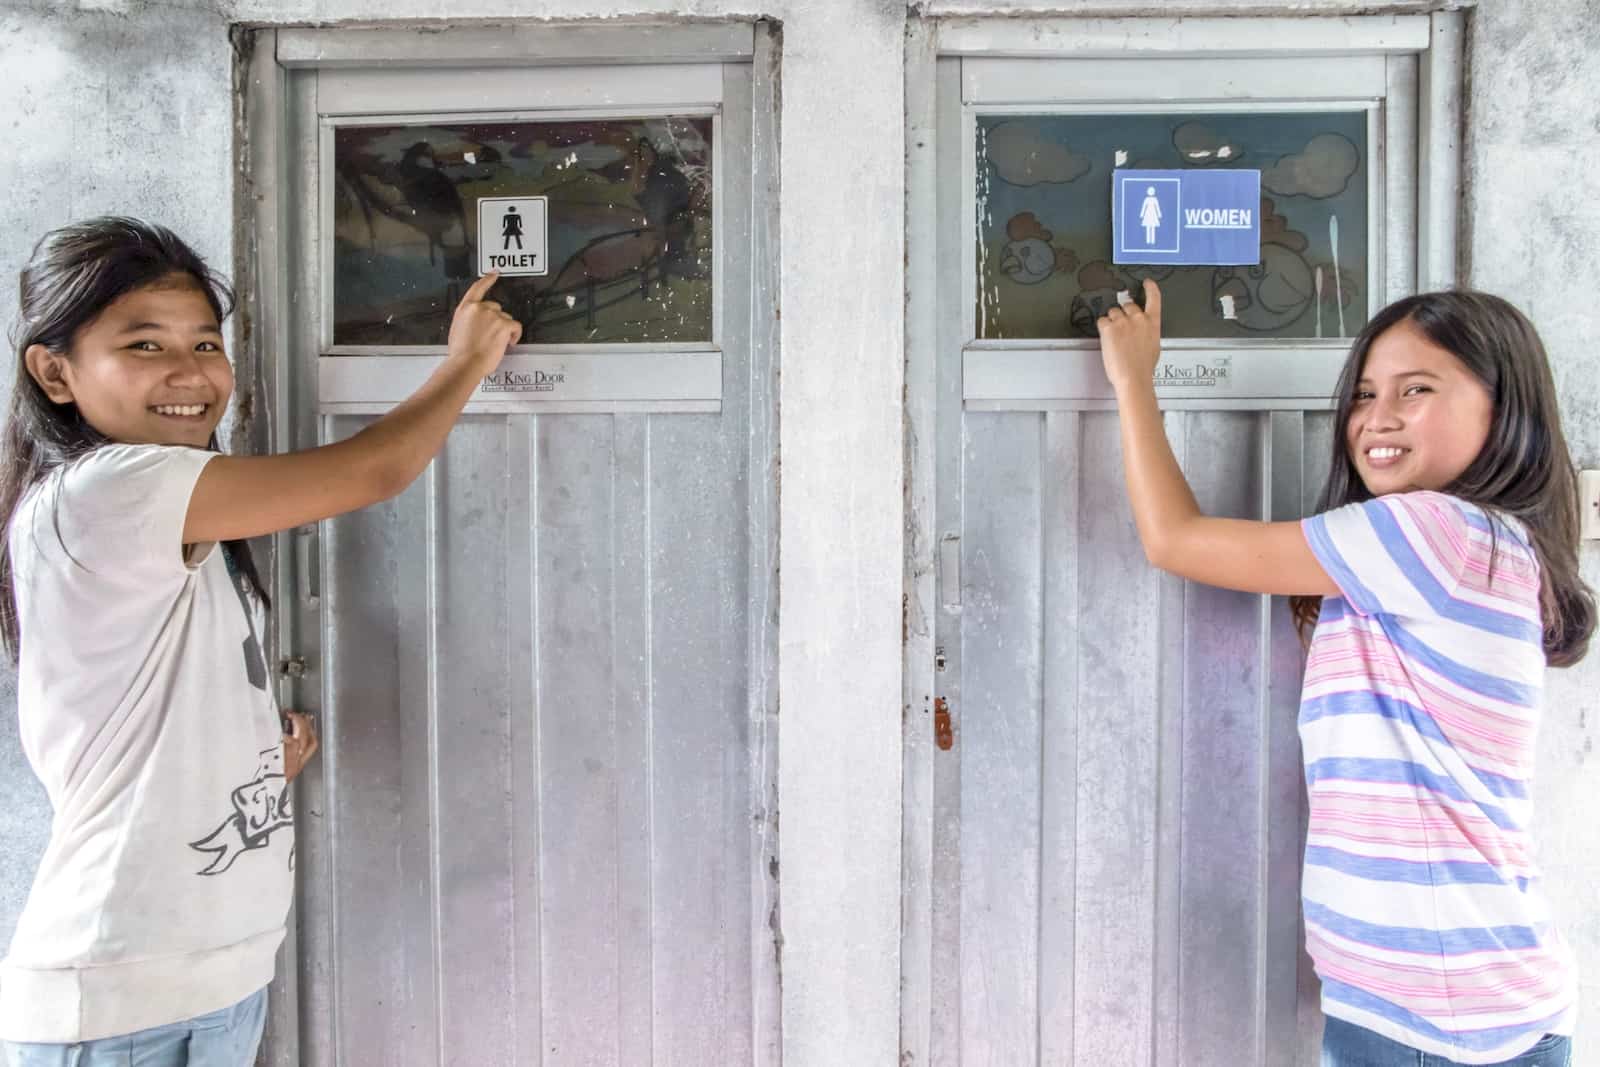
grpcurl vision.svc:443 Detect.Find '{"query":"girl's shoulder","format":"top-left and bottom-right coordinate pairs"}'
top-left (1375, 490), bottom-right (1532, 556)
top-left (1310, 490), bottom-right (1538, 615)
top-left (15, 444), bottom-right (194, 528)
top-left (1375, 493), bottom-right (1544, 633)
top-left (46, 443), bottom-right (214, 509)
top-left (58, 442), bottom-right (200, 486)
top-left (1335, 490), bottom-right (1528, 549)
top-left (11, 444), bottom-right (218, 575)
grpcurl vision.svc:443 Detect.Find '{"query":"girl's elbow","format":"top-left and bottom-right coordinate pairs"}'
top-left (1141, 533), bottom-right (1183, 576)
top-left (364, 453), bottom-right (420, 504)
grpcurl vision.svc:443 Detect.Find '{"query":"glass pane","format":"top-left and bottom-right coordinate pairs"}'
top-left (975, 112), bottom-right (1369, 341)
top-left (333, 118), bottom-right (713, 346)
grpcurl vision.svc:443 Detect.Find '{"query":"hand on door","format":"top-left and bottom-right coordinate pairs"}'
top-left (282, 710), bottom-right (320, 783)
top-left (1095, 279), bottom-right (1162, 394)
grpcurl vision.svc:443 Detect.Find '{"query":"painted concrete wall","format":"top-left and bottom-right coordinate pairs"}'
top-left (0, 0), bottom-right (237, 956)
top-left (1463, 0), bottom-right (1600, 1042)
top-left (0, 0), bottom-right (1596, 1063)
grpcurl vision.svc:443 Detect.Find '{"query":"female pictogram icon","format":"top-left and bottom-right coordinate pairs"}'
top-left (502, 205), bottom-right (525, 250)
top-left (1140, 186), bottom-right (1163, 245)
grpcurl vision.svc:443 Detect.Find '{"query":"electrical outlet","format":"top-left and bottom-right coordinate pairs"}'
top-left (1581, 470), bottom-right (1600, 541)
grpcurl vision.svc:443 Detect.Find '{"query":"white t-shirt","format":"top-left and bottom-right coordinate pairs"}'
top-left (0, 444), bottom-right (293, 1043)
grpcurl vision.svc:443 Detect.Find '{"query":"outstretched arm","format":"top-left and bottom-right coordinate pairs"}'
top-left (1096, 280), bottom-right (1339, 598)
top-left (184, 273), bottom-right (521, 544)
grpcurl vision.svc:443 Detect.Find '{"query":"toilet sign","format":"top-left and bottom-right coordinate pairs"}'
top-left (477, 196), bottom-right (549, 277)
top-left (1112, 169), bottom-right (1261, 266)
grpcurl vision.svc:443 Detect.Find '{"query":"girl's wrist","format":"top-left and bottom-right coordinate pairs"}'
top-left (1108, 370), bottom-right (1156, 400)
top-left (446, 345), bottom-right (500, 378)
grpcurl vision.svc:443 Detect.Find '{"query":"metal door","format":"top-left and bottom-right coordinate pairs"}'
top-left (242, 24), bottom-right (780, 1067)
top-left (902, 15), bottom-right (1464, 1066)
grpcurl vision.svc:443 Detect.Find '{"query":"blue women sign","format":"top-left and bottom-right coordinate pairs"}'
top-left (1112, 169), bottom-right (1261, 266)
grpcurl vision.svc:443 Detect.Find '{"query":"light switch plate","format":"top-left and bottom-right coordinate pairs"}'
top-left (1581, 470), bottom-right (1600, 541)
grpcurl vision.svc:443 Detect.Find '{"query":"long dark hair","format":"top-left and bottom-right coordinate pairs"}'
top-left (1291, 290), bottom-right (1595, 667)
top-left (1, 217), bottom-right (269, 661)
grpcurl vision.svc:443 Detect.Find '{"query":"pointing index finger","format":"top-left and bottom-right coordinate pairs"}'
top-left (1142, 278), bottom-right (1162, 321)
top-left (461, 272), bottom-right (500, 306)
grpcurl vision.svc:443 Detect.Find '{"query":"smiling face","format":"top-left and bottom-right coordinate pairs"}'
top-left (25, 274), bottom-right (233, 449)
top-left (1345, 316), bottom-right (1494, 497)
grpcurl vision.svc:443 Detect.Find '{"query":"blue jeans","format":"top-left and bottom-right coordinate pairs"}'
top-left (1323, 1016), bottom-right (1572, 1067)
top-left (1, 988), bottom-right (266, 1067)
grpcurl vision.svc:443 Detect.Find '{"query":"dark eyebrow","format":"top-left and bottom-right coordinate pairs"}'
top-left (1355, 369), bottom-right (1443, 385)
top-left (117, 321), bottom-right (223, 336)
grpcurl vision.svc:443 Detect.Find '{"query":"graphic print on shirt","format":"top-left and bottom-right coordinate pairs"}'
top-left (224, 548), bottom-right (268, 692)
top-left (189, 745), bottom-right (294, 875)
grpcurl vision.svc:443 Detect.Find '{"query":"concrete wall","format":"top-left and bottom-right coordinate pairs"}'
top-left (0, 0), bottom-right (237, 950)
top-left (1463, 0), bottom-right (1600, 1038)
top-left (1, 0), bottom-right (1596, 1063)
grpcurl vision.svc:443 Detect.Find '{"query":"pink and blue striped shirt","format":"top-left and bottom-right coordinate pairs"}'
top-left (1300, 491), bottom-right (1576, 1063)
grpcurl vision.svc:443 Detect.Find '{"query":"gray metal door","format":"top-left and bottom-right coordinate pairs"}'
top-left (902, 16), bottom-right (1463, 1066)
top-left (244, 25), bottom-right (779, 1067)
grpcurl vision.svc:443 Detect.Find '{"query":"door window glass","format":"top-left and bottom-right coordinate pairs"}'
top-left (975, 111), bottom-right (1369, 340)
top-left (333, 117), bottom-right (714, 345)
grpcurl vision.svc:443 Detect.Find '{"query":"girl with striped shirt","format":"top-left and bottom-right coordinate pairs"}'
top-left (1098, 282), bottom-right (1594, 1066)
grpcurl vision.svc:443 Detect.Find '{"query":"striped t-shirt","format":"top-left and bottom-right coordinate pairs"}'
top-left (1300, 491), bottom-right (1576, 1063)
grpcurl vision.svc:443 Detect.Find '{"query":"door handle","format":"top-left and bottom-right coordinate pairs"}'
top-left (939, 534), bottom-right (960, 608)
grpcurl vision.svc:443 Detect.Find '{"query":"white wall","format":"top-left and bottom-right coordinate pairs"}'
top-left (1464, 0), bottom-right (1600, 1036)
top-left (0, 0), bottom-right (237, 951)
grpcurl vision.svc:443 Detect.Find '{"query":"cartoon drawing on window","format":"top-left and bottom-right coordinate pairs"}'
top-left (999, 212), bottom-right (1077, 287)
